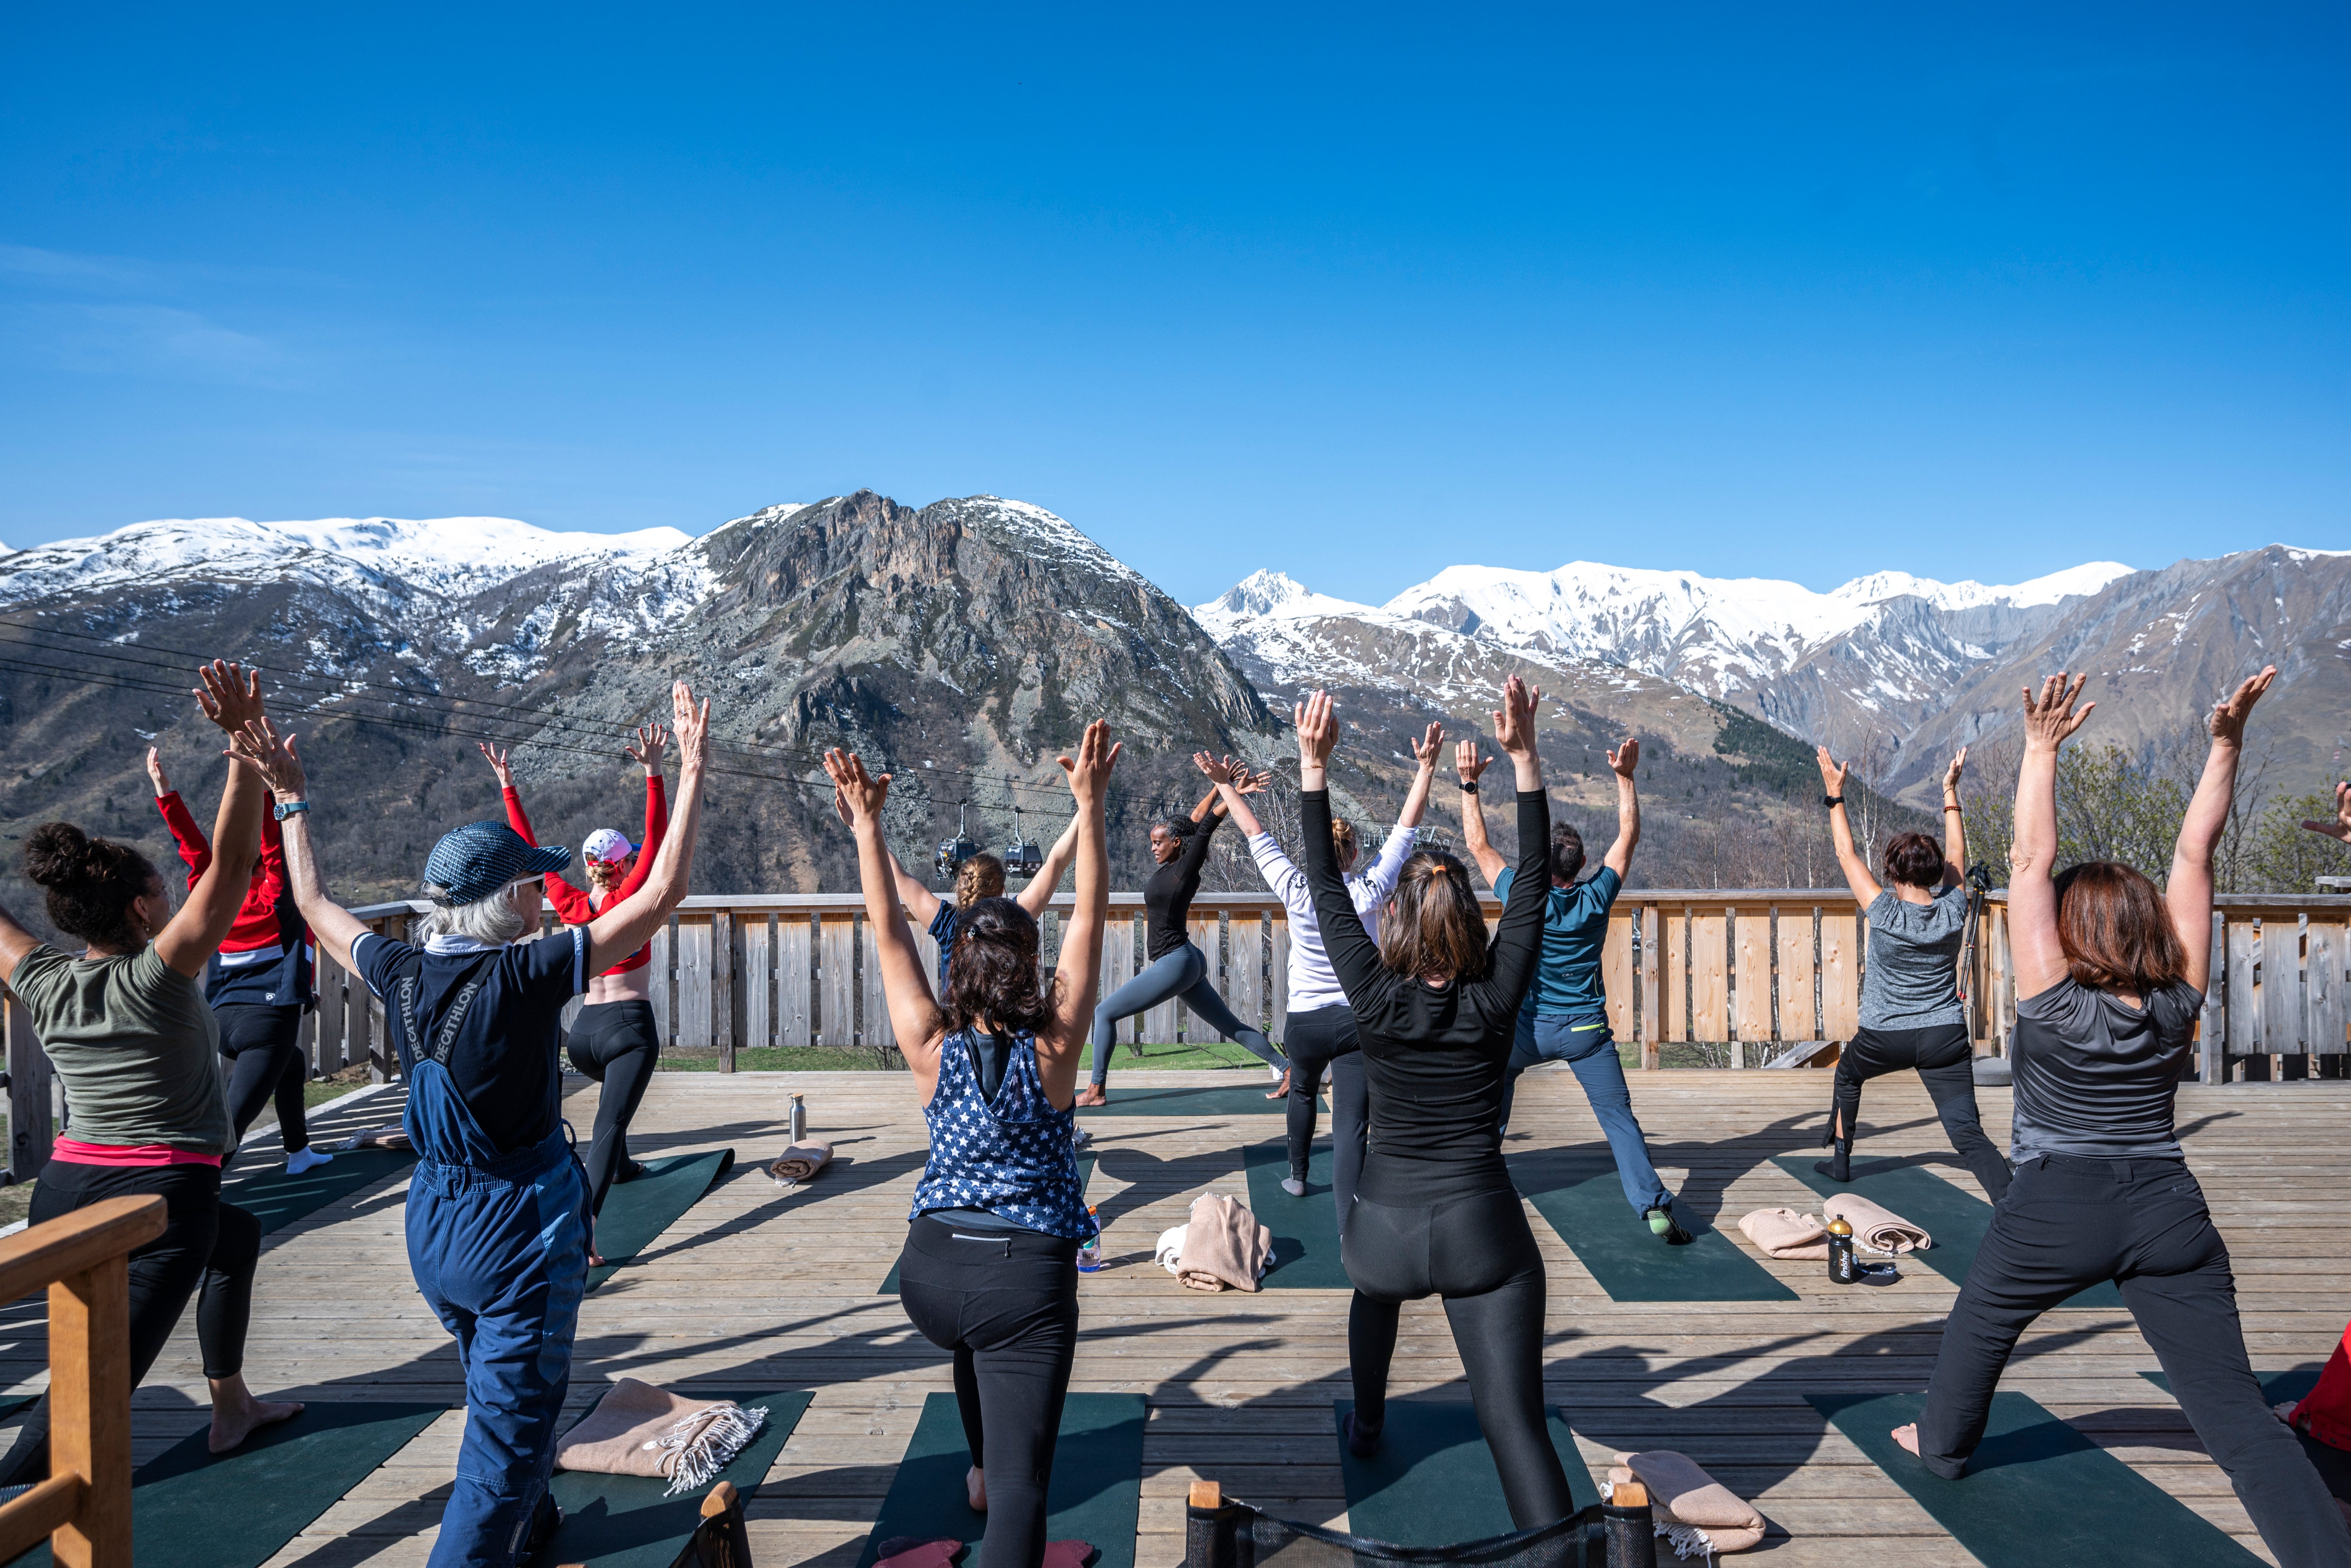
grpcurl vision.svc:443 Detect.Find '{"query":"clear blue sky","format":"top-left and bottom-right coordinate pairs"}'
top-left (3, 4), bottom-right (2344, 605)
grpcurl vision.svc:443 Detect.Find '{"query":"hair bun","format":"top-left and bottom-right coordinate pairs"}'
top-left (21, 821), bottom-right (92, 888)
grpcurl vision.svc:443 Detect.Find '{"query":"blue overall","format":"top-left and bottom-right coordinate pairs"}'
top-left (397, 975), bottom-right (589, 1568)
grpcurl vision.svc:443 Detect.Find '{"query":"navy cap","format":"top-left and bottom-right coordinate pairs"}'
top-left (421, 821), bottom-right (572, 907)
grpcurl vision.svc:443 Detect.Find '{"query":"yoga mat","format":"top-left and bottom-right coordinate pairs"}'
top-left (854, 1391), bottom-right (1146, 1568)
top-left (877, 1154), bottom-right (1094, 1296)
top-left (532, 1390), bottom-right (811, 1568)
top-left (588, 1149), bottom-right (736, 1290)
top-left (1241, 1138), bottom-right (1349, 1289)
top-left (2143, 1367), bottom-right (2351, 1500)
top-left (1810, 1390), bottom-right (2262, 1567)
top-left (10, 1401), bottom-right (445, 1568)
top-left (1512, 1159), bottom-right (1797, 1303)
top-left (218, 1147), bottom-right (416, 1235)
top-left (1774, 1155), bottom-right (2125, 1308)
top-left (1333, 1399), bottom-right (1601, 1547)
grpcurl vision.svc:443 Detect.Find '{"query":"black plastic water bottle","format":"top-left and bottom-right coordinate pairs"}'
top-left (1827, 1215), bottom-right (1860, 1284)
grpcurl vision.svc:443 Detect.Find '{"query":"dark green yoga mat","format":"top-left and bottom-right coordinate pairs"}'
top-left (877, 1155), bottom-right (1094, 1295)
top-left (588, 1149), bottom-right (736, 1290)
top-left (1076, 1085), bottom-right (1310, 1117)
top-left (219, 1147), bottom-right (416, 1235)
top-left (531, 1390), bottom-right (810, 1568)
top-left (9, 1401), bottom-right (444, 1568)
top-left (1810, 1390), bottom-right (2262, 1566)
top-left (2142, 1367), bottom-right (2351, 1499)
top-left (1334, 1399), bottom-right (1601, 1547)
top-left (1774, 1156), bottom-right (2125, 1308)
top-left (1512, 1159), bottom-right (1796, 1303)
top-left (854, 1391), bottom-right (1145, 1568)
top-left (1241, 1139), bottom-right (1349, 1288)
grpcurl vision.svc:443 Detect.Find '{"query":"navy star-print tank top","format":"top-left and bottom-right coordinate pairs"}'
top-left (911, 1028), bottom-right (1090, 1239)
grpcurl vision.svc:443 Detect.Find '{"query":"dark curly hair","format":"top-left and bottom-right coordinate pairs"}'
top-left (939, 896), bottom-right (1059, 1038)
top-left (22, 822), bottom-right (163, 951)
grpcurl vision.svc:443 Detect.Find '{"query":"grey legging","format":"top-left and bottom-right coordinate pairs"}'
top-left (1090, 942), bottom-right (1283, 1086)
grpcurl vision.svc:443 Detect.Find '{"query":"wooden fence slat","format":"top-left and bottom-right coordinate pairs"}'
top-left (1991, 905), bottom-right (2015, 1050)
top-left (675, 916), bottom-right (714, 1054)
top-left (742, 914), bottom-right (772, 1052)
top-left (1664, 908), bottom-right (1689, 1043)
top-left (2310, 919), bottom-right (2346, 1055)
top-left (777, 913), bottom-right (813, 1050)
top-left (1227, 911), bottom-right (1266, 1037)
top-left (818, 915), bottom-right (857, 1049)
top-left (1689, 911), bottom-right (1728, 1044)
top-left (649, 920), bottom-right (674, 1051)
top-left (2262, 918), bottom-right (2302, 1053)
top-left (1638, 905), bottom-right (1661, 1068)
top-left (2226, 920), bottom-right (2260, 1054)
top-left (860, 917), bottom-right (894, 1052)
top-left (1602, 913), bottom-right (1634, 1044)
top-left (1820, 912), bottom-right (1858, 1041)
top-left (1776, 909), bottom-right (1818, 1042)
top-left (1732, 907), bottom-right (1772, 1048)
top-left (1269, 917), bottom-right (1291, 1025)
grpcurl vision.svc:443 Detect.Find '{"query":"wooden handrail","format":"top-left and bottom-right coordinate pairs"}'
top-left (0, 1194), bottom-right (167, 1568)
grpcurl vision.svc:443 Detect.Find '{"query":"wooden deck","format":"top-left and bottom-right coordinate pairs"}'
top-left (6, 1067), bottom-right (2345, 1567)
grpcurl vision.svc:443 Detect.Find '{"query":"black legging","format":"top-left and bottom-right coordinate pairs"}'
top-left (0, 1160), bottom-right (260, 1485)
top-left (1342, 1179), bottom-right (1575, 1531)
top-left (1284, 1006), bottom-right (1368, 1219)
top-left (1830, 1022), bottom-right (2012, 1202)
top-left (897, 1213), bottom-right (1081, 1568)
top-left (218, 1003), bottom-right (310, 1165)
top-left (567, 999), bottom-right (660, 1218)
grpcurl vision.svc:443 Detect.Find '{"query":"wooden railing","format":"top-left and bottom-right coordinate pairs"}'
top-left (0, 1195), bottom-right (167, 1568)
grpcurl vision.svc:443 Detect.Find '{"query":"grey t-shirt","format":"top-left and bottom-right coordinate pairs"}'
top-left (10, 943), bottom-right (233, 1156)
top-left (1859, 884), bottom-right (1967, 1031)
top-left (2010, 978), bottom-right (2201, 1160)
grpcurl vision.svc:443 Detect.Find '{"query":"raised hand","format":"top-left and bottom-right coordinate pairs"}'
top-left (229, 717), bottom-right (307, 800)
top-left (822, 748), bottom-right (890, 823)
top-left (831, 785), bottom-right (854, 829)
top-left (1232, 766), bottom-right (1269, 796)
top-left (624, 723), bottom-right (670, 770)
top-left (2302, 781), bottom-right (2351, 844)
top-left (195, 660), bottom-right (265, 733)
top-left (477, 741), bottom-right (516, 788)
top-left (1492, 675), bottom-right (1541, 758)
top-left (670, 682), bottom-right (709, 771)
top-left (1058, 718), bottom-right (1121, 805)
top-left (146, 746), bottom-right (171, 798)
top-left (2020, 673), bottom-right (2095, 752)
top-left (1608, 736), bottom-right (1640, 778)
top-left (1455, 738), bottom-right (1489, 787)
top-left (1943, 746), bottom-right (1968, 794)
top-left (1410, 721), bottom-right (1445, 769)
top-left (1294, 690), bottom-right (1338, 771)
top-left (1192, 750), bottom-right (1242, 783)
top-left (2207, 666), bottom-right (2277, 748)
top-left (1815, 745), bottom-right (1850, 797)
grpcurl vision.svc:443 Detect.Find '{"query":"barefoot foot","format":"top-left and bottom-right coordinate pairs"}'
top-left (1265, 1070), bottom-right (1291, 1100)
top-left (207, 1375), bottom-right (303, 1454)
top-left (966, 1464), bottom-right (987, 1513)
top-left (1074, 1086), bottom-right (1108, 1108)
top-left (1891, 1423), bottom-right (1921, 1458)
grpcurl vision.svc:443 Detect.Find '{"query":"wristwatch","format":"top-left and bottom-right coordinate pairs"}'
top-left (1459, 779), bottom-right (1478, 794)
top-left (273, 799), bottom-right (311, 822)
top-left (1822, 795), bottom-right (1844, 809)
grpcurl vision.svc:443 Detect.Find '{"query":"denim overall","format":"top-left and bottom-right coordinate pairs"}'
top-left (393, 954), bottom-right (589, 1568)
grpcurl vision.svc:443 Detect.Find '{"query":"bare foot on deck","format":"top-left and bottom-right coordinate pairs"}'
top-left (1891, 1423), bottom-right (1921, 1458)
top-left (1074, 1086), bottom-right (1107, 1107)
top-left (589, 1252), bottom-right (607, 1268)
top-left (1265, 1070), bottom-right (1291, 1100)
top-left (966, 1464), bottom-right (987, 1513)
top-left (207, 1374), bottom-right (303, 1453)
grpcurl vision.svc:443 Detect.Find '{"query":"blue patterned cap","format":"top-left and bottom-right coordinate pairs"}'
top-left (421, 821), bottom-right (572, 907)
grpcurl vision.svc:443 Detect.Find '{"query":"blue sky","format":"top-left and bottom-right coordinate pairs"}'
top-left (3, 4), bottom-right (2344, 605)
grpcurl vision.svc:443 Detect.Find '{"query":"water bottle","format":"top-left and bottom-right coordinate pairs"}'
top-left (1076, 1206), bottom-right (1103, 1273)
top-left (789, 1094), bottom-right (808, 1145)
top-left (1826, 1215), bottom-right (1860, 1285)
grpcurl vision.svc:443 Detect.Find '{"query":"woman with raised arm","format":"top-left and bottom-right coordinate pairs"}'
top-left (1075, 759), bottom-right (1287, 1105)
top-left (1898, 669), bottom-right (2351, 1568)
top-left (1811, 745), bottom-right (2010, 1202)
top-left (853, 807), bottom-right (1083, 991)
top-left (1300, 678), bottom-right (1579, 1531)
top-left (241, 684), bottom-right (711, 1568)
top-left (826, 721), bottom-right (1119, 1568)
top-left (0, 663), bottom-right (304, 1486)
top-left (482, 728), bottom-right (671, 1254)
top-left (147, 744), bottom-right (328, 1175)
top-left (1205, 724), bottom-right (1441, 1219)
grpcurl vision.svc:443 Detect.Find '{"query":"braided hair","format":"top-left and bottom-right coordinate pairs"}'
top-left (21, 822), bottom-right (163, 951)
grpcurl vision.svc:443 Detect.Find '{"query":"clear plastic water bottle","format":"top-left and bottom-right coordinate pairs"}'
top-left (1076, 1206), bottom-right (1103, 1272)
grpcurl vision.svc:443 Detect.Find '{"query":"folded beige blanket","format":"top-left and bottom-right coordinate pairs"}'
top-left (554, 1378), bottom-right (770, 1496)
top-left (1824, 1192), bottom-right (1929, 1255)
top-left (1176, 1194), bottom-right (1271, 1293)
top-left (1610, 1449), bottom-right (1766, 1556)
top-left (1737, 1207), bottom-right (1829, 1261)
top-left (766, 1142), bottom-right (833, 1185)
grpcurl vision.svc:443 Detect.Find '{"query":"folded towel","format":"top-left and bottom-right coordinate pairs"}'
top-left (765, 1142), bottom-right (833, 1185)
top-left (1610, 1450), bottom-right (1766, 1557)
top-left (1737, 1207), bottom-right (1829, 1260)
top-left (1824, 1192), bottom-right (1930, 1255)
top-left (1155, 1225), bottom-right (1189, 1276)
top-left (555, 1378), bottom-right (770, 1495)
top-left (1175, 1194), bottom-right (1272, 1293)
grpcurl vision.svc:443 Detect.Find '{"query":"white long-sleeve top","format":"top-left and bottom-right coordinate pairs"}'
top-left (1249, 821), bottom-right (1418, 1015)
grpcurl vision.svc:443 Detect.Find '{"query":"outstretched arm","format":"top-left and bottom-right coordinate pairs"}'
top-left (1939, 748), bottom-right (1968, 888)
top-left (150, 748), bottom-right (210, 888)
top-left (1196, 752), bottom-right (1264, 837)
top-left (834, 788), bottom-right (941, 919)
top-left (1816, 746), bottom-right (1881, 906)
top-left (1455, 740), bottom-right (1507, 886)
top-left (1042, 721), bottom-right (1121, 1101)
top-left (237, 731), bottom-right (373, 975)
top-left (155, 662), bottom-right (270, 978)
top-left (2010, 674), bottom-right (2098, 998)
top-left (2169, 668), bottom-right (2277, 994)
top-left (826, 748), bottom-right (947, 1091)
top-left (1601, 737), bottom-right (1641, 880)
top-left (2302, 782), bottom-right (2351, 845)
top-left (608, 724), bottom-right (672, 903)
top-left (1015, 816), bottom-right (1084, 917)
top-left (1483, 678), bottom-right (1552, 1004)
top-left (584, 686), bottom-right (709, 971)
top-left (1296, 692), bottom-right (1392, 1006)
top-left (1398, 721), bottom-right (1443, 829)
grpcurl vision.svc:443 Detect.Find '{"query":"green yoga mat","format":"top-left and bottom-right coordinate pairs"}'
top-left (1241, 1139), bottom-right (1349, 1288)
top-left (1076, 1085), bottom-right (1309, 1117)
top-left (219, 1147), bottom-right (416, 1235)
top-left (531, 1390), bottom-right (811, 1568)
top-left (1774, 1155), bottom-right (2125, 1308)
top-left (877, 1155), bottom-right (1094, 1295)
top-left (10, 1401), bottom-right (444, 1568)
top-left (588, 1149), bottom-right (736, 1290)
top-left (2142, 1367), bottom-right (2351, 1499)
top-left (855, 1391), bottom-right (1146, 1568)
top-left (1810, 1390), bottom-right (2261, 1567)
top-left (1511, 1158), bottom-right (1796, 1303)
top-left (1334, 1399), bottom-right (1601, 1547)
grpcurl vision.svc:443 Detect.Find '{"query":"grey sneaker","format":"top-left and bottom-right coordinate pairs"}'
top-left (1281, 1177), bottom-right (1307, 1198)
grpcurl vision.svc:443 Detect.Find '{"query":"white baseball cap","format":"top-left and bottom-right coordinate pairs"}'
top-left (582, 829), bottom-right (637, 865)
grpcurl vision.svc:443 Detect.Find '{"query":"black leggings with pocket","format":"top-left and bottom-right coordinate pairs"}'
top-left (217, 1003), bottom-right (310, 1162)
top-left (567, 999), bottom-right (661, 1218)
top-left (0, 1159), bottom-right (261, 1486)
top-left (896, 1213), bottom-right (1082, 1568)
top-left (1342, 1175), bottom-right (1577, 1532)
top-left (1831, 1022), bottom-right (2012, 1203)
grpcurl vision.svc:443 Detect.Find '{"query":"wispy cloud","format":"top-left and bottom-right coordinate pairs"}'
top-left (11, 302), bottom-right (296, 386)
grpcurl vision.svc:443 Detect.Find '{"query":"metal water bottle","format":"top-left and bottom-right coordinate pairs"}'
top-left (789, 1094), bottom-right (808, 1145)
top-left (1827, 1214), bottom-right (1860, 1284)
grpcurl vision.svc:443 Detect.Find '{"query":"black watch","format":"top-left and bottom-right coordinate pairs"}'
top-left (1459, 779), bottom-right (1478, 794)
top-left (1822, 795), bottom-right (1844, 809)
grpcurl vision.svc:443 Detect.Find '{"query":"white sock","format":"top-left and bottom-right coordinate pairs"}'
top-left (285, 1146), bottom-right (332, 1175)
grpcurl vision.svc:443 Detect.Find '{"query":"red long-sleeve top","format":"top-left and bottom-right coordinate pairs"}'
top-left (156, 790), bottom-right (293, 953)
top-left (2287, 1320), bottom-right (2351, 1453)
top-left (502, 773), bottom-right (668, 978)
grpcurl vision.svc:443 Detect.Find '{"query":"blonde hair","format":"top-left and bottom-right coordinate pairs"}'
top-left (1330, 818), bottom-right (1359, 867)
top-left (955, 853), bottom-right (1006, 910)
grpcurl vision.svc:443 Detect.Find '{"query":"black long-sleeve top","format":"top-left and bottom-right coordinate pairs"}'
top-left (1300, 783), bottom-right (1551, 1203)
top-left (1143, 811), bottom-right (1220, 960)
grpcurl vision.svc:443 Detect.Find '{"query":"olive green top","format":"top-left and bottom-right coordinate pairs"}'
top-left (10, 943), bottom-right (233, 1156)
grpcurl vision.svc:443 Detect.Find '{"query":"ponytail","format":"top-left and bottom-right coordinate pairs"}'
top-left (1377, 850), bottom-right (1490, 983)
top-left (22, 822), bottom-right (161, 951)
